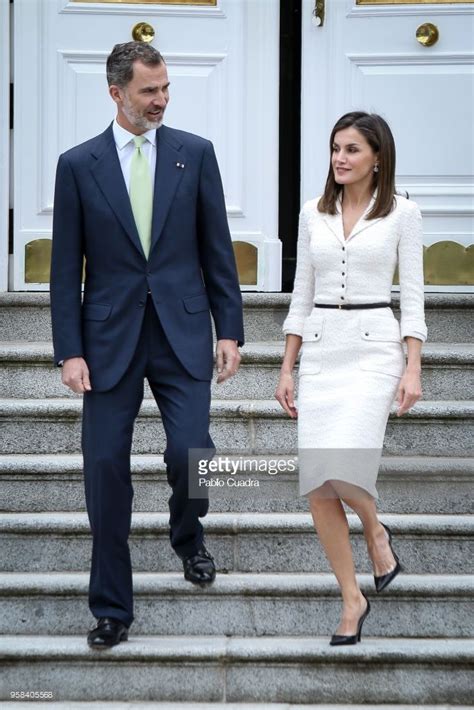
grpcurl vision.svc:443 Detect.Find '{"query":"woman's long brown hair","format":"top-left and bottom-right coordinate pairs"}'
top-left (317, 111), bottom-right (397, 219)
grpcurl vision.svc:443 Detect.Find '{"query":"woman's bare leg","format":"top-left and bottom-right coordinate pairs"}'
top-left (328, 480), bottom-right (397, 576)
top-left (308, 482), bottom-right (367, 635)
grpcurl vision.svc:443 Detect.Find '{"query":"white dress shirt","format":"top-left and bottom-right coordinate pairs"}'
top-left (112, 119), bottom-right (156, 193)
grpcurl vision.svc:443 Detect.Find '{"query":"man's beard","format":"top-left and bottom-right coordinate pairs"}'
top-left (122, 95), bottom-right (164, 131)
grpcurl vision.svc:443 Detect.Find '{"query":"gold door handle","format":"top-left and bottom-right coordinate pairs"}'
top-left (312, 0), bottom-right (325, 27)
top-left (416, 22), bottom-right (439, 47)
top-left (132, 22), bottom-right (155, 43)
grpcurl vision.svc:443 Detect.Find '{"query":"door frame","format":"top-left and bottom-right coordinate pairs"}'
top-left (0, 0), bottom-right (10, 292)
top-left (279, 0), bottom-right (302, 292)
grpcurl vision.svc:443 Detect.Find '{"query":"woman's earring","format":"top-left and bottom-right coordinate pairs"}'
top-left (373, 164), bottom-right (379, 173)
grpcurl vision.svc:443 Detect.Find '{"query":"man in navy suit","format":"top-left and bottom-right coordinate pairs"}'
top-left (50, 42), bottom-right (244, 648)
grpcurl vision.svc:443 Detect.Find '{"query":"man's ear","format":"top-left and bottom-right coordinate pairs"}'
top-left (108, 84), bottom-right (123, 106)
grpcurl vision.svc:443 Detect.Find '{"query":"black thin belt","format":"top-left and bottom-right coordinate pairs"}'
top-left (314, 302), bottom-right (391, 310)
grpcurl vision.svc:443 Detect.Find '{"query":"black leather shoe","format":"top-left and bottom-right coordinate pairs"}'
top-left (330, 592), bottom-right (371, 646)
top-left (374, 522), bottom-right (402, 593)
top-left (87, 617), bottom-right (129, 649)
top-left (181, 545), bottom-right (216, 587)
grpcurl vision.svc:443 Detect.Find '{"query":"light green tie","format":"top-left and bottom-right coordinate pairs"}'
top-left (130, 135), bottom-right (153, 259)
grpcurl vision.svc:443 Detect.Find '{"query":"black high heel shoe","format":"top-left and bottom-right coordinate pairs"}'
top-left (330, 592), bottom-right (371, 646)
top-left (373, 522), bottom-right (402, 593)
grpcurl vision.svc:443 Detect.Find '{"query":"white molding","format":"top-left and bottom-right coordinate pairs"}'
top-left (395, 284), bottom-right (474, 293)
top-left (226, 206), bottom-right (244, 217)
top-left (0, 1), bottom-right (10, 291)
top-left (231, 231), bottom-right (282, 292)
top-left (420, 209), bottom-right (474, 217)
top-left (398, 177), bottom-right (473, 187)
top-left (14, 0), bottom-right (42, 290)
top-left (396, 182), bottom-right (474, 216)
top-left (59, 0), bottom-right (226, 19)
top-left (245, 0), bottom-right (280, 290)
top-left (347, 1), bottom-right (474, 19)
top-left (347, 51), bottom-right (474, 66)
top-left (166, 52), bottom-right (227, 65)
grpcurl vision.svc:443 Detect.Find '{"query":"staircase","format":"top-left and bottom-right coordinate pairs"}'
top-left (0, 292), bottom-right (473, 707)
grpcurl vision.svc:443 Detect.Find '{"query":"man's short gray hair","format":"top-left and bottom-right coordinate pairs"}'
top-left (106, 42), bottom-right (165, 88)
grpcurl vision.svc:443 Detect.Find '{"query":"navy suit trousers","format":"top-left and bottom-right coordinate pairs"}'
top-left (82, 294), bottom-right (213, 627)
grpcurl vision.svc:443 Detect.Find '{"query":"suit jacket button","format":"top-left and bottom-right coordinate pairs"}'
top-left (139, 301), bottom-right (145, 307)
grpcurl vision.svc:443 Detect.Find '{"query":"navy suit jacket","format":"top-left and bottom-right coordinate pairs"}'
top-left (50, 123), bottom-right (244, 391)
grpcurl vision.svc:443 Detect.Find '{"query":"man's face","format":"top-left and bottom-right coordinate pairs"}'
top-left (110, 60), bottom-right (170, 134)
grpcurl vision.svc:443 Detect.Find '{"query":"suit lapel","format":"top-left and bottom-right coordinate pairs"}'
top-left (348, 193), bottom-right (382, 240)
top-left (150, 125), bottom-right (186, 253)
top-left (321, 211), bottom-right (345, 246)
top-left (322, 192), bottom-right (381, 244)
top-left (90, 125), bottom-right (145, 258)
top-left (349, 214), bottom-right (382, 239)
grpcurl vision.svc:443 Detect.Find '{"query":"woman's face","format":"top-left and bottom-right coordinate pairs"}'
top-left (331, 127), bottom-right (378, 188)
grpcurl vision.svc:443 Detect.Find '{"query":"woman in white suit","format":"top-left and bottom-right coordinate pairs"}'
top-left (276, 112), bottom-right (427, 645)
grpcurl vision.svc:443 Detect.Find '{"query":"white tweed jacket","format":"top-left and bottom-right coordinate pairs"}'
top-left (283, 193), bottom-right (427, 342)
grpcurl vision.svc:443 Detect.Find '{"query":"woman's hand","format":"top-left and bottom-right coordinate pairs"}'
top-left (275, 371), bottom-right (298, 419)
top-left (396, 367), bottom-right (422, 416)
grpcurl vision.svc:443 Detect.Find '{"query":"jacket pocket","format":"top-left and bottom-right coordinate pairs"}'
top-left (299, 318), bottom-right (324, 376)
top-left (82, 303), bottom-right (112, 321)
top-left (183, 293), bottom-right (210, 314)
top-left (359, 316), bottom-right (404, 377)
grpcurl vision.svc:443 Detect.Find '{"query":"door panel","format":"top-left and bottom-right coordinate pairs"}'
top-left (302, 0), bottom-right (474, 290)
top-left (13, 0), bottom-right (280, 290)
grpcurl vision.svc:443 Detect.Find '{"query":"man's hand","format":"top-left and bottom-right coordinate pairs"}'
top-left (61, 357), bottom-right (92, 394)
top-left (216, 339), bottom-right (241, 384)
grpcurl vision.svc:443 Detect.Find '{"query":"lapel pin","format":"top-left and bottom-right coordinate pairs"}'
top-left (176, 162), bottom-right (185, 169)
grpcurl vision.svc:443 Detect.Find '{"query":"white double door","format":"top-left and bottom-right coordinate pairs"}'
top-left (11, 0), bottom-right (281, 291)
top-left (301, 0), bottom-right (474, 291)
top-left (7, 0), bottom-right (474, 292)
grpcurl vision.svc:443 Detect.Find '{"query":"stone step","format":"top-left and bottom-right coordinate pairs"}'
top-left (0, 292), bottom-right (472, 343)
top-left (0, 635), bottom-right (472, 704)
top-left (3, 706), bottom-right (468, 710)
top-left (1, 512), bottom-right (472, 574)
top-left (1, 572), bottom-right (472, 639)
top-left (1, 341), bottom-right (472, 401)
top-left (0, 398), bottom-right (472, 456)
top-left (1, 454), bottom-right (472, 515)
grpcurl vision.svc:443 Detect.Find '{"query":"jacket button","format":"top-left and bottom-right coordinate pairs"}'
top-left (139, 301), bottom-right (145, 307)
top-left (342, 284), bottom-right (345, 288)
top-left (342, 260), bottom-right (345, 264)
top-left (315, 333), bottom-right (318, 337)
top-left (342, 272), bottom-right (345, 276)
top-left (365, 332), bottom-right (369, 336)
top-left (342, 247), bottom-right (345, 251)
top-left (341, 296), bottom-right (344, 300)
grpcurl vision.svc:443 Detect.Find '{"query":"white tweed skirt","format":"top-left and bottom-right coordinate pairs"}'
top-left (297, 306), bottom-right (404, 498)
